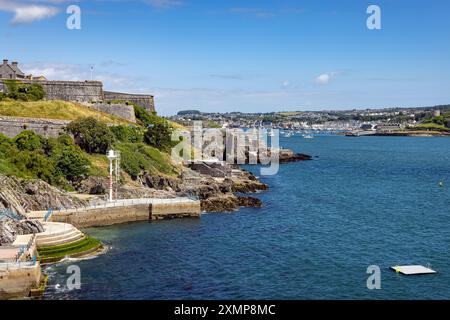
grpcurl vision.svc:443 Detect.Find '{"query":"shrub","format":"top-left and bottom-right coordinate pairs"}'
top-left (13, 130), bottom-right (42, 151)
top-left (114, 142), bottom-right (177, 178)
top-left (3, 80), bottom-right (45, 101)
top-left (53, 145), bottom-right (90, 183)
top-left (0, 132), bottom-right (9, 144)
top-left (26, 84), bottom-right (46, 101)
top-left (114, 143), bottom-right (148, 178)
top-left (133, 104), bottom-right (160, 127)
top-left (144, 121), bottom-right (173, 151)
top-left (66, 117), bottom-right (115, 154)
top-left (110, 125), bottom-right (144, 143)
top-left (13, 151), bottom-right (58, 184)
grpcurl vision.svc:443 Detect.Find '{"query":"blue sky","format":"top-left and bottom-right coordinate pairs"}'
top-left (1, 0), bottom-right (450, 115)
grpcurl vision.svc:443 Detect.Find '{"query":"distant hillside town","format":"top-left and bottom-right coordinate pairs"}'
top-left (171, 105), bottom-right (450, 136)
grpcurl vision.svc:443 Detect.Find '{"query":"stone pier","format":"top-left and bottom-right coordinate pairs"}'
top-left (28, 198), bottom-right (201, 228)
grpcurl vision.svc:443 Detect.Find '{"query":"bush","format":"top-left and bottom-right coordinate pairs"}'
top-left (66, 117), bottom-right (115, 154)
top-left (52, 145), bottom-right (90, 183)
top-left (0, 131), bottom-right (93, 187)
top-left (110, 125), bottom-right (144, 143)
top-left (114, 142), bottom-right (178, 178)
top-left (144, 121), bottom-right (173, 151)
top-left (26, 84), bottom-right (46, 101)
top-left (133, 104), bottom-right (160, 127)
top-left (3, 80), bottom-right (45, 101)
top-left (114, 143), bottom-right (148, 178)
top-left (13, 130), bottom-right (42, 151)
top-left (13, 151), bottom-right (58, 184)
top-left (0, 132), bottom-right (9, 144)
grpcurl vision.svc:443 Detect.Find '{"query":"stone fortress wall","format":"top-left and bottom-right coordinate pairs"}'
top-left (18, 80), bottom-right (104, 103)
top-left (104, 91), bottom-right (155, 113)
top-left (0, 79), bottom-right (155, 114)
top-left (0, 116), bottom-right (70, 138)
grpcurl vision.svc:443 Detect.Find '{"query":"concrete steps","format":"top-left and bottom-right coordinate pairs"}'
top-left (36, 222), bottom-right (85, 248)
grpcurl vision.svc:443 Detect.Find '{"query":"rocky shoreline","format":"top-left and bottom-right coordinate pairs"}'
top-left (0, 149), bottom-right (312, 217)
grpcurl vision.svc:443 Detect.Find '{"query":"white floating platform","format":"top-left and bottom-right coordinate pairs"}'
top-left (390, 265), bottom-right (437, 275)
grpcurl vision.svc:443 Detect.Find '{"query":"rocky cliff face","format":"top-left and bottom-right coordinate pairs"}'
top-left (0, 175), bottom-right (87, 214)
top-left (0, 217), bottom-right (44, 245)
top-left (176, 166), bottom-right (268, 212)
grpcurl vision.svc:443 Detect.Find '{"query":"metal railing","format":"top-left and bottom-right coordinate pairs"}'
top-left (0, 261), bottom-right (37, 271)
top-left (44, 208), bottom-right (53, 222)
top-left (0, 208), bottom-right (22, 221)
top-left (35, 196), bottom-right (201, 215)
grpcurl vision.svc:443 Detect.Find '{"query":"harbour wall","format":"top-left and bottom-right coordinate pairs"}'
top-left (0, 263), bottom-right (42, 299)
top-left (47, 199), bottom-right (201, 228)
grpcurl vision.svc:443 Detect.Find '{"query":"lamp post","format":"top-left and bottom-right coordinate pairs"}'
top-left (107, 150), bottom-right (118, 202)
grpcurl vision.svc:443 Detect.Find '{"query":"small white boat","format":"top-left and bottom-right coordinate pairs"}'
top-left (303, 134), bottom-right (314, 139)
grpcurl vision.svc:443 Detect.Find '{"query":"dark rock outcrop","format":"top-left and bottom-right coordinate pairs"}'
top-left (0, 174), bottom-right (87, 214)
top-left (141, 173), bottom-right (180, 191)
top-left (237, 196), bottom-right (263, 208)
top-left (0, 216), bottom-right (44, 245)
top-left (177, 166), bottom-right (267, 212)
top-left (279, 153), bottom-right (312, 163)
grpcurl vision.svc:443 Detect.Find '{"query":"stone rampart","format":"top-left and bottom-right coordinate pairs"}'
top-left (104, 91), bottom-right (155, 113)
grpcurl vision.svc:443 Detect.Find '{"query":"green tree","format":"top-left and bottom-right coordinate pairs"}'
top-left (13, 130), bottom-right (42, 151)
top-left (144, 121), bottom-right (173, 151)
top-left (13, 151), bottom-right (57, 184)
top-left (53, 145), bottom-right (90, 183)
top-left (66, 117), bottom-right (115, 154)
top-left (110, 125), bottom-right (144, 143)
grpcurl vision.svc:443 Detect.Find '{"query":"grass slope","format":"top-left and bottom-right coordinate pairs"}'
top-left (0, 100), bottom-right (131, 124)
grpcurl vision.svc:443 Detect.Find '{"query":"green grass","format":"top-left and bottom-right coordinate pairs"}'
top-left (412, 123), bottom-right (450, 132)
top-left (38, 236), bottom-right (102, 263)
top-left (0, 99), bottom-right (131, 124)
top-left (86, 153), bottom-right (109, 177)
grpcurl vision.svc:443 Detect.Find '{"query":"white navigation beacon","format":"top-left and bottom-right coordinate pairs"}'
top-left (390, 265), bottom-right (437, 275)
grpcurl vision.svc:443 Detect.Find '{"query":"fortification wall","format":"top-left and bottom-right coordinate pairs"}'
top-left (88, 103), bottom-right (136, 123)
top-left (0, 79), bottom-right (156, 121)
top-left (104, 91), bottom-right (155, 113)
top-left (6, 80), bottom-right (105, 103)
top-left (0, 116), bottom-right (70, 138)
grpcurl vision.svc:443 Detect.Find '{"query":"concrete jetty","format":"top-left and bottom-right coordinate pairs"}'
top-left (27, 197), bottom-right (202, 228)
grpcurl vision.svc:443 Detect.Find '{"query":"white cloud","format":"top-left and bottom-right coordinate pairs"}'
top-left (12, 5), bottom-right (59, 23)
top-left (281, 80), bottom-right (290, 88)
top-left (144, 0), bottom-right (182, 9)
top-left (315, 73), bottom-right (331, 85)
top-left (0, 0), bottom-right (59, 24)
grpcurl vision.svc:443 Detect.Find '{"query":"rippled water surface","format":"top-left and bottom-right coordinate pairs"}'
top-left (44, 136), bottom-right (450, 299)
